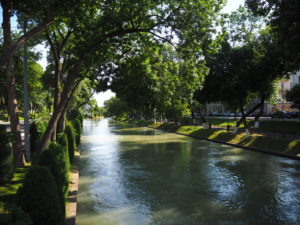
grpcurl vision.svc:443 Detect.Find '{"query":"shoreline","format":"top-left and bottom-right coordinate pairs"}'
top-left (113, 118), bottom-right (300, 161)
top-left (66, 150), bottom-right (80, 225)
top-left (149, 126), bottom-right (300, 161)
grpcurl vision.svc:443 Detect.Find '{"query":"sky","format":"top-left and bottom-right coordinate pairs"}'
top-left (0, 0), bottom-right (245, 106)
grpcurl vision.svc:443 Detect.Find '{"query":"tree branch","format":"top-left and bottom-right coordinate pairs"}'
top-left (0, 18), bottom-right (52, 68)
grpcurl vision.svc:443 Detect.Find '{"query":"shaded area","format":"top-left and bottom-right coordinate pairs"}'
top-left (0, 167), bottom-right (28, 223)
top-left (77, 119), bottom-right (300, 225)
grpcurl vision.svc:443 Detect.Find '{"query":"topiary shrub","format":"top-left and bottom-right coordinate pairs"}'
top-left (29, 121), bottom-right (45, 156)
top-left (65, 123), bottom-right (76, 163)
top-left (17, 166), bottom-right (64, 225)
top-left (0, 126), bottom-right (14, 185)
top-left (77, 115), bottom-right (84, 129)
top-left (72, 119), bottom-right (82, 145)
top-left (57, 132), bottom-right (70, 169)
top-left (39, 142), bottom-right (70, 203)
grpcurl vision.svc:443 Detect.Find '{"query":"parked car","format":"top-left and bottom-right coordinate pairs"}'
top-left (271, 111), bottom-right (300, 119)
top-left (288, 111), bottom-right (300, 118)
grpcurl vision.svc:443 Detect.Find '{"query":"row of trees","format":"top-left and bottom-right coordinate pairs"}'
top-left (104, 2), bottom-right (300, 128)
top-left (1, 0), bottom-right (225, 167)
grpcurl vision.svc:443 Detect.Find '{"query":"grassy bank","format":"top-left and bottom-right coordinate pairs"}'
top-left (116, 118), bottom-right (300, 157)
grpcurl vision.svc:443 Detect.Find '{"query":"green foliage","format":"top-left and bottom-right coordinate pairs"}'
top-left (108, 45), bottom-right (204, 120)
top-left (72, 119), bottom-right (82, 145)
top-left (286, 84), bottom-right (300, 111)
top-left (57, 133), bottom-right (69, 157)
top-left (246, 0), bottom-right (300, 71)
top-left (16, 166), bottom-right (64, 225)
top-left (39, 143), bottom-right (70, 203)
top-left (0, 127), bottom-right (14, 185)
top-left (65, 123), bottom-right (76, 163)
top-left (104, 97), bottom-right (128, 118)
top-left (29, 121), bottom-right (46, 156)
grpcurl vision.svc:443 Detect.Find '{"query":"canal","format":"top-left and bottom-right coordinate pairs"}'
top-left (77, 119), bottom-right (300, 225)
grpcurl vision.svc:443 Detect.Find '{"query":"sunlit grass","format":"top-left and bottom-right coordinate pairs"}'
top-left (115, 117), bottom-right (300, 157)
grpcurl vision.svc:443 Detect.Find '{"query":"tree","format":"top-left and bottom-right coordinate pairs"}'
top-left (36, 0), bottom-right (225, 156)
top-left (108, 44), bottom-right (204, 121)
top-left (246, 0), bottom-right (300, 72)
top-left (195, 7), bottom-right (286, 128)
top-left (286, 84), bottom-right (300, 111)
top-left (104, 97), bottom-right (128, 118)
top-left (1, 0), bottom-right (84, 166)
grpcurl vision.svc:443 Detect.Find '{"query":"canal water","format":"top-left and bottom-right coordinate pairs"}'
top-left (77, 119), bottom-right (300, 225)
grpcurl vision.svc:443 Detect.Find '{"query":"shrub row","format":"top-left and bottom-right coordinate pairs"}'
top-left (16, 116), bottom-right (83, 225)
top-left (17, 166), bottom-right (65, 225)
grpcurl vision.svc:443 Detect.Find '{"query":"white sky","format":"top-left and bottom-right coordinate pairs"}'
top-left (1, 0), bottom-right (245, 107)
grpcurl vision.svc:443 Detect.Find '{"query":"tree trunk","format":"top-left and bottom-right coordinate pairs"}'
top-left (50, 59), bottom-right (62, 141)
top-left (57, 111), bottom-right (66, 133)
top-left (2, 0), bottom-right (25, 167)
top-left (35, 67), bottom-right (83, 162)
top-left (236, 101), bottom-right (264, 128)
top-left (254, 96), bottom-right (266, 122)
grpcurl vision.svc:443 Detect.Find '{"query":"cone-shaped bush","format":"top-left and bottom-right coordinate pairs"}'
top-left (29, 121), bottom-right (45, 156)
top-left (0, 126), bottom-right (13, 185)
top-left (17, 166), bottom-right (64, 225)
top-left (57, 132), bottom-right (70, 168)
top-left (72, 119), bottom-right (82, 145)
top-left (39, 142), bottom-right (70, 203)
top-left (77, 115), bottom-right (84, 129)
top-left (65, 123), bottom-right (75, 163)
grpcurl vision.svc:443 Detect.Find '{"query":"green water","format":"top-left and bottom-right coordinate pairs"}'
top-left (77, 119), bottom-right (300, 225)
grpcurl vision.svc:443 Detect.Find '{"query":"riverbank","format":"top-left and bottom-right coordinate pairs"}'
top-left (115, 118), bottom-right (300, 160)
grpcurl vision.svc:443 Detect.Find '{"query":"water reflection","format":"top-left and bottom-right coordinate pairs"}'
top-left (77, 119), bottom-right (300, 225)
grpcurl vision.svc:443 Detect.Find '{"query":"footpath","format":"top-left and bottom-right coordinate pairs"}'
top-left (66, 150), bottom-right (80, 225)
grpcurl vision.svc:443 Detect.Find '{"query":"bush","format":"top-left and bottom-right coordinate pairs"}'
top-left (65, 123), bottom-right (76, 163)
top-left (77, 115), bottom-right (84, 129)
top-left (0, 126), bottom-right (14, 185)
top-left (29, 121), bottom-right (46, 156)
top-left (3, 205), bottom-right (32, 225)
top-left (39, 143), bottom-right (70, 202)
top-left (57, 132), bottom-right (70, 161)
top-left (17, 166), bottom-right (64, 225)
top-left (72, 119), bottom-right (82, 145)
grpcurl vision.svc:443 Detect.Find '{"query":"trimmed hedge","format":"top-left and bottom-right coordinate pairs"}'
top-left (65, 123), bottom-right (76, 163)
top-left (0, 126), bottom-right (14, 185)
top-left (39, 143), bottom-right (69, 203)
top-left (72, 119), bottom-right (82, 145)
top-left (29, 121), bottom-right (46, 156)
top-left (57, 132), bottom-right (70, 162)
top-left (17, 166), bottom-right (64, 225)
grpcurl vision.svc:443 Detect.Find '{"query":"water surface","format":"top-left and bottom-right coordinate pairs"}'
top-left (77, 119), bottom-right (300, 225)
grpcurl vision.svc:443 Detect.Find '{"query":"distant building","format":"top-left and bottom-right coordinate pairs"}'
top-left (291, 71), bottom-right (300, 87)
top-left (205, 72), bottom-right (300, 115)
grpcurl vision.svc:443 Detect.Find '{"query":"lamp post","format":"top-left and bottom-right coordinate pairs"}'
top-left (23, 20), bottom-right (30, 161)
